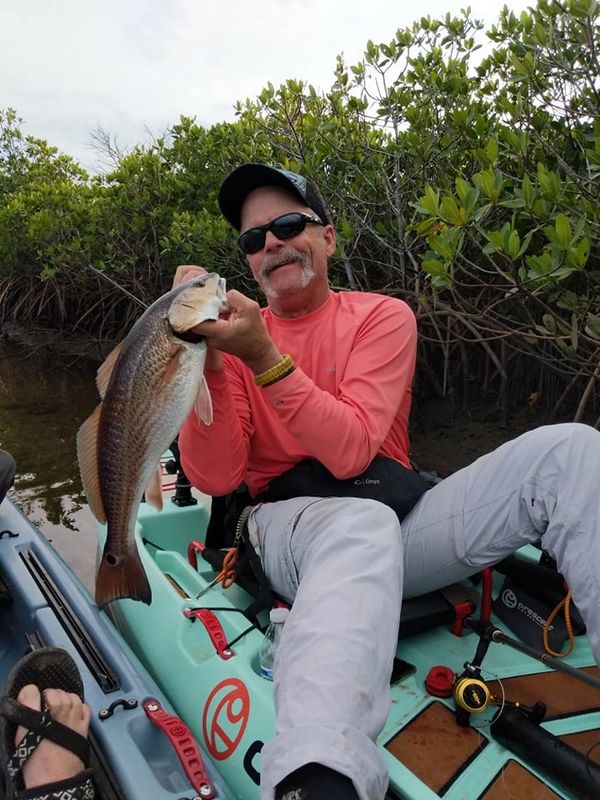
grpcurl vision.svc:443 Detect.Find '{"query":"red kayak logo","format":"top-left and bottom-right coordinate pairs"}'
top-left (202, 678), bottom-right (250, 760)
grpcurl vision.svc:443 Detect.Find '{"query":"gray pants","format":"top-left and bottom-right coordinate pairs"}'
top-left (248, 423), bottom-right (600, 799)
top-left (0, 449), bottom-right (15, 504)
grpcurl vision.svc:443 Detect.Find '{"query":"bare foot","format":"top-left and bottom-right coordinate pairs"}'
top-left (15, 684), bottom-right (91, 789)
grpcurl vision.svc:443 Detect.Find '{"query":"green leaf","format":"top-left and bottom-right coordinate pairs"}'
top-left (585, 314), bottom-right (600, 340)
top-left (485, 230), bottom-right (504, 251)
top-left (455, 177), bottom-right (471, 203)
top-left (522, 174), bottom-right (534, 208)
top-left (440, 195), bottom-right (465, 226)
top-left (554, 214), bottom-right (572, 248)
top-left (542, 313), bottom-right (556, 333)
top-left (419, 186), bottom-right (441, 216)
top-left (486, 137), bottom-right (498, 164)
top-left (507, 229), bottom-right (521, 260)
top-left (422, 258), bottom-right (452, 289)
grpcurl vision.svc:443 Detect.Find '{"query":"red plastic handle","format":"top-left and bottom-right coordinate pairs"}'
top-left (144, 698), bottom-right (216, 798)
top-left (184, 607), bottom-right (234, 660)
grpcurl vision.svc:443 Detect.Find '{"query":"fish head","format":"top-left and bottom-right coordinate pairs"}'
top-left (167, 273), bottom-right (228, 335)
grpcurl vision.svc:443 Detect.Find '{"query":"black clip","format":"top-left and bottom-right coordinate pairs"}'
top-left (98, 698), bottom-right (138, 720)
top-left (0, 530), bottom-right (19, 539)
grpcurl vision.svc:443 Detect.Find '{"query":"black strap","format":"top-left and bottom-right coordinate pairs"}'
top-left (240, 528), bottom-right (275, 624)
top-left (3, 697), bottom-right (90, 766)
top-left (201, 513), bottom-right (274, 626)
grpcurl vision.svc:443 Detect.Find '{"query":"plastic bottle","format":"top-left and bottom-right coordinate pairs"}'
top-left (259, 607), bottom-right (289, 681)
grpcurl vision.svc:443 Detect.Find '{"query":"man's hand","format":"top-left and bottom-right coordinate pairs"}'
top-left (195, 290), bottom-right (282, 375)
top-left (172, 264), bottom-right (207, 288)
top-left (171, 267), bottom-right (282, 374)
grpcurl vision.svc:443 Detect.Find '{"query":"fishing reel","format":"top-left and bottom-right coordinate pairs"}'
top-left (426, 664), bottom-right (547, 727)
top-left (456, 674), bottom-right (546, 727)
top-left (453, 675), bottom-right (491, 714)
top-left (426, 667), bottom-right (493, 725)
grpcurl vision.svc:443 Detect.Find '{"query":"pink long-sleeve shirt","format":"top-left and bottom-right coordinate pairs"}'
top-left (179, 290), bottom-right (418, 498)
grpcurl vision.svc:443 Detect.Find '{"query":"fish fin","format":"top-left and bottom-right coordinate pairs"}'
top-left (95, 544), bottom-right (152, 608)
top-left (76, 404), bottom-right (106, 523)
top-left (158, 343), bottom-right (188, 390)
top-left (144, 464), bottom-right (163, 511)
top-left (96, 342), bottom-right (124, 399)
top-left (194, 375), bottom-right (213, 424)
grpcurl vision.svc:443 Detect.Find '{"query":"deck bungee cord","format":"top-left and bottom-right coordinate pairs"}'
top-left (543, 588), bottom-right (575, 657)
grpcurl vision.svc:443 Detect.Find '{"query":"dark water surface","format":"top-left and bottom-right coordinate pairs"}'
top-left (0, 341), bottom-right (100, 590)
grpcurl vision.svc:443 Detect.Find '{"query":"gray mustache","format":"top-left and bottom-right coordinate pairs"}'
top-left (262, 248), bottom-right (307, 275)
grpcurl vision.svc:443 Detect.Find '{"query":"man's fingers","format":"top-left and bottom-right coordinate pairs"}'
top-left (189, 318), bottom-right (227, 338)
top-left (172, 264), bottom-right (207, 288)
top-left (226, 288), bottom-right (259, 309)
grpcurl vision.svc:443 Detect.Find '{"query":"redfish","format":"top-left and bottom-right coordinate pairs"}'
top-left (77, 273), bottom-right (227, 607)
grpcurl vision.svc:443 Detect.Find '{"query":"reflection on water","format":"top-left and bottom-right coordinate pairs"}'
top-left (0, 340), bottom-right (100, 589)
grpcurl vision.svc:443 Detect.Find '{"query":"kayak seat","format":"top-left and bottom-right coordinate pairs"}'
top-left (198, 546), bottom-right (476, 639)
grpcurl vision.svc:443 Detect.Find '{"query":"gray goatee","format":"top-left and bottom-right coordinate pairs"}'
top-left (259, 247), bottom-right (315, 298)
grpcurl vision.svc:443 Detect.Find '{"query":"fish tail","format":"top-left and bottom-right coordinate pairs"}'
top-left (95, 545), bottom-right (152, 607)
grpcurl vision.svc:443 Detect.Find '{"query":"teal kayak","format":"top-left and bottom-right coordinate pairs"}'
top-left (98, 457), bottom-right (600, 800)
top-left (0, 495), bottom-right (233, 800)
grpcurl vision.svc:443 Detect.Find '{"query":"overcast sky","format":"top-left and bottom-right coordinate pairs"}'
top-left (3, 0), bottom-right (530, 172)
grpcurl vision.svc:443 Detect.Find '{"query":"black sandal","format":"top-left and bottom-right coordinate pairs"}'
top-left (0, 648), bottom-right (95, 800)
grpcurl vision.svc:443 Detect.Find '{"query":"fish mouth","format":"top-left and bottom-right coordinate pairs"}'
top-left (174, 328), bottom-right (205, 343)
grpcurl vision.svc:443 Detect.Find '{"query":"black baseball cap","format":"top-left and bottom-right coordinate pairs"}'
top-left (218, 163), bottom-right (331, 231)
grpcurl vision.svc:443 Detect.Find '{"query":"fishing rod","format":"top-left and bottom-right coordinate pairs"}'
top-left (465, 617), bottom-right (600, 692)
top-left (86, 265), bottom-right (149, 309)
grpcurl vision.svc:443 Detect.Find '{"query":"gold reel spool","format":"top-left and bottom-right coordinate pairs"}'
top-left (453, 676), bottom-right (492, 714)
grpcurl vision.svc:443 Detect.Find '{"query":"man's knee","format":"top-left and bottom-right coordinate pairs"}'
top-left (532, 422), bottom-right (600, 462)
top-left (334, 497), bottom-right (403, 557)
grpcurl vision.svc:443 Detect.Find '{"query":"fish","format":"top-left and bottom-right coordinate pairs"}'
top-left (77, 272), bottom-right (228, 608)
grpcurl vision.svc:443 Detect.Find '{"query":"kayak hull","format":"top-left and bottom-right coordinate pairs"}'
top-left (0, 497), bottom-right (233, 800)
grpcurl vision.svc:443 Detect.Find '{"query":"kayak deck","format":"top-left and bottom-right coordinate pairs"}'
top-left (99, 466), bottom-right (600, 799)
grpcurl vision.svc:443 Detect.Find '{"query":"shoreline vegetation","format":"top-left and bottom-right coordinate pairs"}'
top-left (2, 1), bottom-right (600, 425)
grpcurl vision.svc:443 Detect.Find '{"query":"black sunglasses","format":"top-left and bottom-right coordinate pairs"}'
top-left (238, 212), bottom-right (325, 255)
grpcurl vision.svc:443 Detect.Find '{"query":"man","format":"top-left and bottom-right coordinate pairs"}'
top-left (176, 164), bottom-right (600, 800)
top-left (0, 449), bottom-right (16, 505)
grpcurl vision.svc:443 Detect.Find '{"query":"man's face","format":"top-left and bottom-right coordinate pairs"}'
top-left (239, 186), bottom-right (335, 303)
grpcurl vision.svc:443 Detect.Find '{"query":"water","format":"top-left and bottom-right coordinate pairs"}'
top-left (0, 340), bottom-right (100, 591)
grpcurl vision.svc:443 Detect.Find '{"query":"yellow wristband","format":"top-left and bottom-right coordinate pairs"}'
top-left (254, 354), bottom-right (295, 387)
